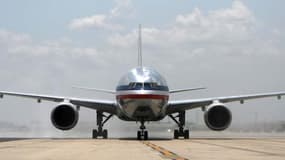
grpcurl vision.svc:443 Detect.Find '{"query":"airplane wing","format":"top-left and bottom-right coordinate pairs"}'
top-left (0, 91), bottom-right (117, 114)
top-left (166, 91), bottom-right (285, 114)
top-left (72, 86), bottom-right (115, 94)
top-left (169, 87), bottom-right (206, 94)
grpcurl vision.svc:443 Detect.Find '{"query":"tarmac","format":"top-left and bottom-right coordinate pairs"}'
top-left (0, 137), bottom-right (285, 160)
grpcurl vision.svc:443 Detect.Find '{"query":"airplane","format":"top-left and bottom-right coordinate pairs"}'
top-left (0, 25), bottom-right (285, 140)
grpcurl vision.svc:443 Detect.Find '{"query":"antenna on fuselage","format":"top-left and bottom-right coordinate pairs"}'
top-left (138, 24), bottom-right (143, 68)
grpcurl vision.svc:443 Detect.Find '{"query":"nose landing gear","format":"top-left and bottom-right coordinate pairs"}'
top-left (137, 121), bottom-right (148, 140)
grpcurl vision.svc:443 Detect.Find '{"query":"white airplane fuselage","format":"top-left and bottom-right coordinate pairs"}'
top-left (116, 67), bottom-right (169, 121)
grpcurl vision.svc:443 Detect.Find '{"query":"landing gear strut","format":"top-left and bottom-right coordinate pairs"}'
top-left (137, 121), bottom-right (148, 140)
top-left (168, 111), bottom-right (189, 139)
top-left (92, 111), bottom-right (113, 139)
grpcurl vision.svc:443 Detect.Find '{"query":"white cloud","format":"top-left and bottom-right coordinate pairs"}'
top-left (69, 15), bottom-right (123, 31)
top-left (0, 29), bottom-right (32, 46)
top-left (69, 0), bottom-right (133, 30)
top-left (108, 1), bottom-right (258, 53)
top-left (69, 15), bottom-right (106, 30)
top-left (176, 8), bottom-right (203, 26)
top-left (0, 29), bottom-right (100, 57)
top-left (3, 1), bottom-right (282, 60)
top-left (110, 0), bottom-right (134, 17)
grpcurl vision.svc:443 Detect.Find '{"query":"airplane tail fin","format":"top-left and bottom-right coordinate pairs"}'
top-left (138, 24), bottom-right (142, 67)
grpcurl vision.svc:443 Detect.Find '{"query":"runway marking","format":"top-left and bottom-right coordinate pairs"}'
top-left (191, 140), bottom-right (284, 157)
top-left (142, 141), bottom-right (188, 160)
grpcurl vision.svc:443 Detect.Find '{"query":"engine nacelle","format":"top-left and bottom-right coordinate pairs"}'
top-left (51, 103), bottom-right (79, 130)
top-left (204, 103), bottom-right (232, 131)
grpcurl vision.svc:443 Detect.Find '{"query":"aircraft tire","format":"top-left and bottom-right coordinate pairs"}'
top-left (184, 130), bottom-right (189, 139)
top-left (144, 131), bottom-right (148, 140)
top-left (137, 131), bottom-right (142, 140)
top-left (92, 129), bottom-right (98, 139)
top-left (174, 130), bottom-right (179, 139)
top-left (103, 129), bottom-right (108, 139)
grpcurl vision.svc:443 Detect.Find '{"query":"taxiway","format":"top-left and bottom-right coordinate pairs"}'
top-left (0, 138), bottom-right (285, 160)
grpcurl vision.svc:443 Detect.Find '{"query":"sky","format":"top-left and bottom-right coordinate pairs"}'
top-left (0, 0), bottom-right (285, 136)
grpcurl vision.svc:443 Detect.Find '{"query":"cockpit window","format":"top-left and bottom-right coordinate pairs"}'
top-left (144, 82), bottom-right (158, 89)
top-left (150, 82), bottom-right (158, 88)
top-left (128, 82), bottom-right (136, 89)
top-left (136, 83), bottom-right (143, 88)
top-left (128, 82), bottom-right (143, 89)
top-left (128, 82), bottom-right (159, 90)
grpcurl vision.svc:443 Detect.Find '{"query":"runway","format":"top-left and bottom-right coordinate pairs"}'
top-left (0, 138), bottom-right (285, 160)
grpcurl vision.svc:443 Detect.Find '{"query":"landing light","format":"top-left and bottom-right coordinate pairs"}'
top-left (167, 129), bottom-right (171, 132)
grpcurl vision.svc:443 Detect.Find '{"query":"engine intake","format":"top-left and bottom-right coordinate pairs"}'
top-left (204, 104), bottom-right (232, 131)
top-left (51, 103), bottom-right (79, 130)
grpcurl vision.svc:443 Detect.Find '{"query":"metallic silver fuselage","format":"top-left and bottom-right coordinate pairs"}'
top-left (116, 67), bottom-right (169, 121)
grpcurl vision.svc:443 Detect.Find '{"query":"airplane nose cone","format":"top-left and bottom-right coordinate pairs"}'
top-left (117, 67), bottom-right (168, 88)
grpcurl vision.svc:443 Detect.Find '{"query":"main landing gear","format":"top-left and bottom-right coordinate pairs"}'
top-left (137, 121), bottom-right (148, 140)
top-left (92, 111), bottom-right (113, 139)
top-left (168, 111), bottom-right (189, 139)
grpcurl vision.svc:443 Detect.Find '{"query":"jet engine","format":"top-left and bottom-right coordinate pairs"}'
top-left (51, 103), bottom-right (79, 130)
top-left (204, 102), bottom-right (232, 131)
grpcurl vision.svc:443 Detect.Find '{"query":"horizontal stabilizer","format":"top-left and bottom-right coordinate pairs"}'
top-left (169, 87), bottom-right (206, 94)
